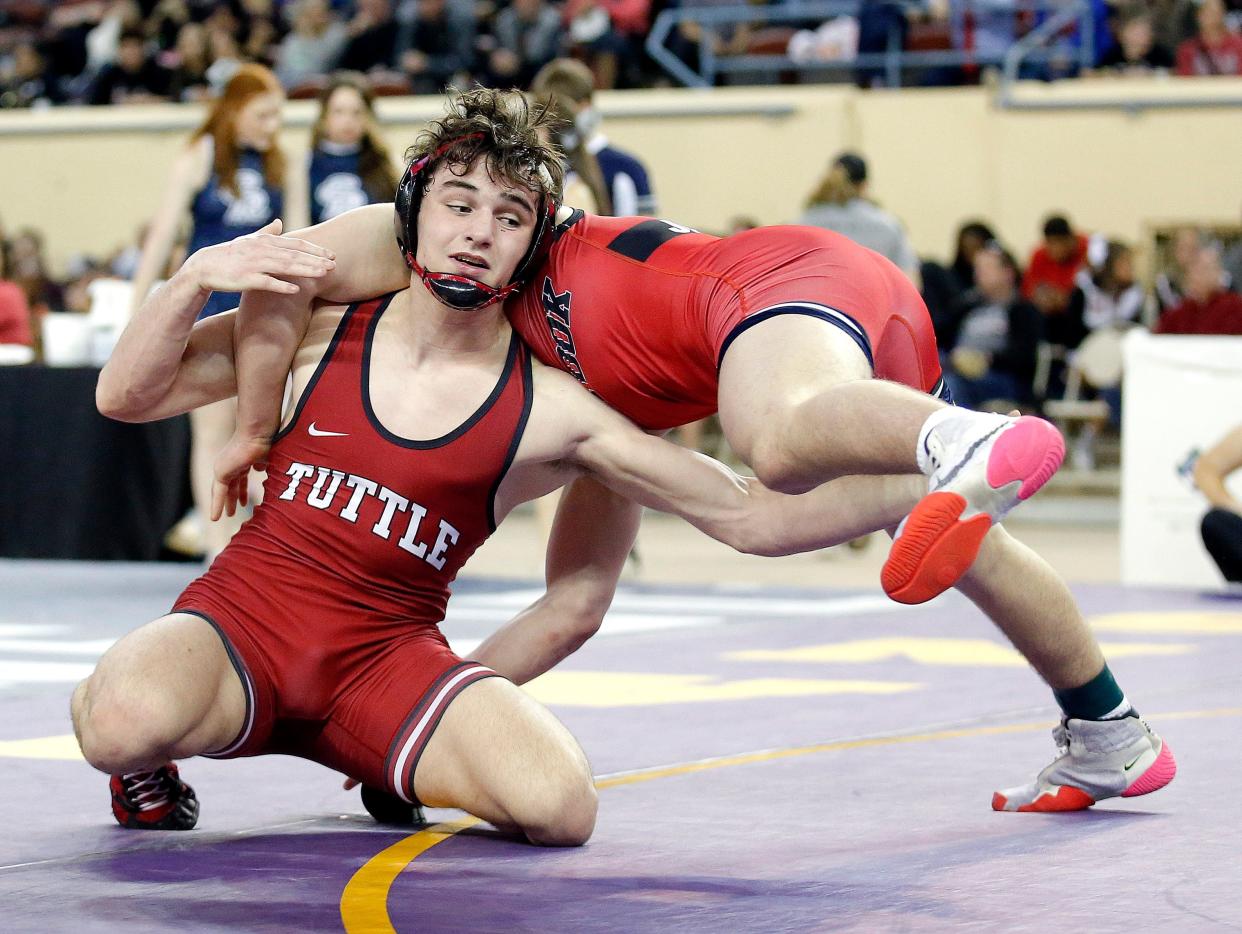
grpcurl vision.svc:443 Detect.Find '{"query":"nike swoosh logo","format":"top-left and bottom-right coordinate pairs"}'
top-left (930, 424), bottom-right (1005, 492)
top-left (308, 422), bottom-right (349, 438)
top-left (1123, 754), bottom-right (1143, 771)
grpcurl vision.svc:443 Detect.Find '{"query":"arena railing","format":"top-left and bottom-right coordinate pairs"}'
top-left (996, 5), bottom-right (1242, 111)
top-left (644, 0), bottom-right (1094, 89)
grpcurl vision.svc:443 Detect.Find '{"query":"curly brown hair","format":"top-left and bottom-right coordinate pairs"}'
top-left (404, 88), bottom-right (566, 204)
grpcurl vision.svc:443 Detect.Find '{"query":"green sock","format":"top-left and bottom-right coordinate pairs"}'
top-left (1053, 664), bottom-right (1135, 721)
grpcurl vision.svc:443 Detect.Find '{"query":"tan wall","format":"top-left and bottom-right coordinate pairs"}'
top-left (2, 79), bottom-right (1240, 276)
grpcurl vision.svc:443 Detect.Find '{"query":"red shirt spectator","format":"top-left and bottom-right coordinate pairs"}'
top-left (562, 0), bottom-right (651, 37)
top-left (1155, 247), bottom-right (1242, 335)
top-left (1176, 0), bottom-right (1242, 76)
top-left (1022, 228), bottom-right (1088, 301)
top-left (1155, 291), bottom-right (1242, 334)
top-left (0, 280), bottom-right (34, 346)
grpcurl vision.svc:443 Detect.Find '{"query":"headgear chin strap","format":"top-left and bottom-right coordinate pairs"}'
top-left (394, 136), bottom-right (558, 311)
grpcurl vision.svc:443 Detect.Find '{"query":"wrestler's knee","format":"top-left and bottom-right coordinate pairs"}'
top-left (74, 675), bottom-right (178, 773)
top-left (748, 428), bottom-right (814, 495)
top-left (521, 769), bottom-right (598, 847)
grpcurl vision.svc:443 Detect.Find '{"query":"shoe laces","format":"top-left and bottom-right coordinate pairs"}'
top-left (1051, 721), bottom-right (1071, 757)
top-left (120, 768), bottom-right (176, 812)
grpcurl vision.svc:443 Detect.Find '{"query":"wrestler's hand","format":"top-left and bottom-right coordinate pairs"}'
top-left (210, 434), bottom-right (271, 521)
top-left (185, 219), bottom-right (336, 296)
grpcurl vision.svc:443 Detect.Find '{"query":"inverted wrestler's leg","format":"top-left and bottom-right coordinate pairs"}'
top-left (413, 678), bottom-right (597, 846)
top-left (718, 316), bottom-right (942, 493)
top-left (72, 613), bottom-right (246, 775)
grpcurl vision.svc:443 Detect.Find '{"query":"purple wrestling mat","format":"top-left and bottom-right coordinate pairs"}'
top-left (1, 561), bottom-right (1239, 932)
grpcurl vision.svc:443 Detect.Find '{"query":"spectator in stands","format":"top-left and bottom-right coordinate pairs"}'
top-left (936, 241), bottom-right (1042, 410)
top-left (0, 41), bottom-right (63, 109)
top-left (1194, 423), bottom-right (1242, 584)
top-left (338, 0), bottom-right (401, 73)
top-left (305, 73), bottom-right (399, 225)
top-left (485, 0), bottom-right (564, 90)
top-left (798, 151), bottom-right (919, 285)
top-left (921, 219), bottom-right (996, 328)
top-left (1023, 213), bottom-right (1088, 347)
top-left (44, 3), bottom-right (106, 100)
top-left (205, 21), bottom-right (246, 91)
top-left (667, 0), bottom-right (753, 88)
top-left (1063, 238), bottom-right (1147, 346)
top-left (148, 0), bottom-right (192, 53)
top-left (1222, 212), bottom-right (1242, 291)
top-left (538, 89), bottom-right (612, 213)
top-left (395, 0), bottom-right (477, 94)
top-left (166, 22), bottom-right (213, 102)
top-left (1062, 238), bottom-right (1145, 426)
top-left (129, 64), bottom-right (296, 559)
top-left (8, 228), bottom-right (64, 315)
top-left (1155, 225), bottom-right (1208, 313)
top-left (0, 245), bottom-right (35, 351)
top-left (239, 0), bottom-right (284, 67)
top-left (1176, 0), bottom-right (1242, 75)
top-left (83, 1), bottom-right (147, 85)
top-left (1097, 5), bottom-right (1176, 73)
top-left (562, 0), bottom-right (650, 88)
top-left (275, 0), bottom-right (349, 88)
top-left (1155, 246), bottom-right (1242, 333)
top-left (1150, 0), bottom-right (1199, 53)
top-left (947, 0), bottom-right (1018, 82)
top-left (89, 28), bottom-right (171, 104)
top-left (533, 58), bottom-right (659, 216)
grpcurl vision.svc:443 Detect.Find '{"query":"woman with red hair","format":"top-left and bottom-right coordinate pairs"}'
top-left (130, 64), bottom-right (303, 559)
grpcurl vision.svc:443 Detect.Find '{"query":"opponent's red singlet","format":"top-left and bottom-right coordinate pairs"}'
top-left (506, 213), bottom-right (943, 431)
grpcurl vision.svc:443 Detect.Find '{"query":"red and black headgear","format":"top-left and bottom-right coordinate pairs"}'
top-left (394, 135), bottom-right (558, 311)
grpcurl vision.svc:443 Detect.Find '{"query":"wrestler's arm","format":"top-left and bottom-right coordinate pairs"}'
top-left (97, 221), bottom-right (334, 422)
top-left (543, 369), bottom-right (924, 555)
top-left (1195, 424), bottom-right (1242, 513)
top-left (219, 205), bottom-right (410, 510)
top-left (471, 477), bottom-right (640, 684)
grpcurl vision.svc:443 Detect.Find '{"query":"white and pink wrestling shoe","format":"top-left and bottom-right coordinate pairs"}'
top-left (882, 410), bottom-right (1066, 605)
top-left (992, 716), bottom-right (1177, 812)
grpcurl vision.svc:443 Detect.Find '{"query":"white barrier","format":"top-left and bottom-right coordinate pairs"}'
top-left (1120, 331), bottom-right (1242, 588)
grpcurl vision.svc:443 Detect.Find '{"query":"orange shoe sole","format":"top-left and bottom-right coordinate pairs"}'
top-left (881, 491), bottom-right (992, 605)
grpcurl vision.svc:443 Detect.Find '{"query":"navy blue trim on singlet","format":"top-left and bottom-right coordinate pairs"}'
top-left (552, 208), bottom-right (585, 242)
top-left (175, 609), bottom-right (256, 759)
top-left (716, 302), bottom-right (875, 371)
top-left (361, 300), bottom-right (522, 450)
top-left (485, 344), bottom-right (534, 531)
top-left (271, 296), bottom-right (392, 444)
top-left (931, 375), bottom-right (954, 404)
top-left (605, 219), bottom-right (692, 262)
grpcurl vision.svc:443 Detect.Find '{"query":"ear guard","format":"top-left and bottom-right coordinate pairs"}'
top-left (394, 139), bottom-right (558, 310)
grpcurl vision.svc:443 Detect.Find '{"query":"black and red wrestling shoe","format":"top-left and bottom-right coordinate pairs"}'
top-left (110, 763), bottom-right (200, 830)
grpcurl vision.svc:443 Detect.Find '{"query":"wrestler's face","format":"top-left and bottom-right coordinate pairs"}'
top-left (235, 92), bottom-right (284, 152)
top-left (416, 158), bottom-right (539, 291)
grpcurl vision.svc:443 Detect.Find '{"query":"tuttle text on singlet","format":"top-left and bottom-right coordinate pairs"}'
top-left (278, 461), bottom-right (461, 570)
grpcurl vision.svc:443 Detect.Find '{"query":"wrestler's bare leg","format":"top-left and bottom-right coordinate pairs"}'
top-left (72, 614), bottom-right (247, 775)
top-left (717, 316), bottom-right (943, 494)
top-left (955, 527), bottom-right (1105, 690)
top-left (413, 678), bottom-right (597, 846)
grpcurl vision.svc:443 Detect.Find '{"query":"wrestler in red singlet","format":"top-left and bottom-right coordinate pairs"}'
top-left (173, 293), bottom-right (531, 804)
top-left (505, 213), bottom-right (946, 432)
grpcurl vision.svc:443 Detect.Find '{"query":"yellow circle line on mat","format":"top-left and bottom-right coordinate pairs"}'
top-left (339, 706), bottom-right (1241, 933)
